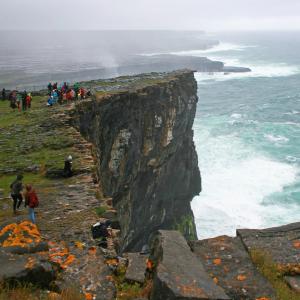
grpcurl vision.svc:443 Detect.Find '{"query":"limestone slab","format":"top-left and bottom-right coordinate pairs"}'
top-left (149, 230), bottom-right (230, 300)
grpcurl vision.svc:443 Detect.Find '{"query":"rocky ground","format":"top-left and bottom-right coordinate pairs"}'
top-left (0, 96), bottom-right (147, 300)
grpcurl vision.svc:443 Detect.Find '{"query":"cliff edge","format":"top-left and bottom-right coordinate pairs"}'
top-left (71, 70), bottom-right (201, 252)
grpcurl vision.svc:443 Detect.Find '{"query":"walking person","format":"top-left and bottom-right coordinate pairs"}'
top-left (24, 184), bottom-right (39, 224)
top-left (10, 175), bottom-right (24, 214)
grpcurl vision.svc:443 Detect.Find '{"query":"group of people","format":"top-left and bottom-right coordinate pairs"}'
top-left (47, 81), bottom-right (91, 106)
top-left (8, 90), bottom-right (32, 111)
top-left (1, 81), bottom-right (92, 110)
top-left (10, 175), bottom-right (39, 224)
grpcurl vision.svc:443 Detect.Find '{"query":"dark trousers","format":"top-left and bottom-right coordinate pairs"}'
top-left (11, 193), bottom-right (23, 212)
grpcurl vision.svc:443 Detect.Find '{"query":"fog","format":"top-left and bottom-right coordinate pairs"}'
top-left (1, 0), bottom-right (300, 31)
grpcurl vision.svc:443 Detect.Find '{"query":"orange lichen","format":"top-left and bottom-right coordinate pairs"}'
top-left (49, 245), bottom-right (75, 269)
top-left (179, 283), bottom-right (205, 297)
top-left (293, 240), bottom-right (300, 249)
top-left (0, 221), bottom-right (41, 249)
top-left (25, 257), bottom-right (36, 269)
top-left (85, 293), bottom-right (94, 300)
top-left (237, 274), bottom-right (247, 281)
top-left (105, 258), bottom-right (118, 266)
top-left (74, 241), bottom-right (85, 250)
top-left (213, 258), bottom-right (222, 265)
top-left (88, 246), bottom-right (97, 256)
top-left (146, 258), bottom-right (154, 270)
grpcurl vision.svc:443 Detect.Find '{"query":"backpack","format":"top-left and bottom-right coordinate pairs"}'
top-left (29, 191), bottom-right (39, 208)
top-left (91, 221), bottom-right (109, 239)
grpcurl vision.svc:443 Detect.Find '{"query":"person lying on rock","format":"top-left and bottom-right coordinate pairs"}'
top-left (10, 174), bottom-right (24, 214)
top-left (24, 184), bottom-right (39, 224)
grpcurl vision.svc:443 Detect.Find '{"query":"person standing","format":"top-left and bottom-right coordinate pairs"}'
top-left (47, 82), bottom-right (52, 95)
top-left (16, 92), bottom-right (22, 111)
top-left (22, 90), bottom-right (27, 111)
top-left (24, 184), bottom-right (39, 224)
top-left (64, 155), bottom-right (73, 177)
top-left (1, 88), bottom-right (6, 100)
top-left (26, 93), bottom-right (32, 109)
top-left (10, 175), bottom-right (24, 214)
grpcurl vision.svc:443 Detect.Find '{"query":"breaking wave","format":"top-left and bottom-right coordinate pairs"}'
top-left (192, 123), bottom-right (300, 239)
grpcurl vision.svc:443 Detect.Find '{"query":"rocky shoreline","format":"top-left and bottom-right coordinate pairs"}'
top-left (0, 70), bottom-right (299, 300)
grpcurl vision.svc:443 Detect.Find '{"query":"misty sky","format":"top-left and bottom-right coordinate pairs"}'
top-left (1, 0), bottom-right (300, 31)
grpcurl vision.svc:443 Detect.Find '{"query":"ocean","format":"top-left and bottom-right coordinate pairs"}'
top-left (0, 31), bottom-right (299, 239)
top-left (190, 32), bottom-right (300, 238)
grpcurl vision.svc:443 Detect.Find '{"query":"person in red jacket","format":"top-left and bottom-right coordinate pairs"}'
top-left (26, 93), bottom-right (32, 109)
top-left (25, 184), bottom-right (39, 224)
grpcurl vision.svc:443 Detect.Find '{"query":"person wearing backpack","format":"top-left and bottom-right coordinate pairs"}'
top-left (24, 184), bottom-right (39, 224)
top-left (10, 174), bottom-right (24, 214)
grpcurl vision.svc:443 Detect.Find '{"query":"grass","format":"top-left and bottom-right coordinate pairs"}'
top-left (0, 98), bottom-right (76, 176)
top-left (94, 206), bottom-right (108, 217)
top-left (0, 283), bottom-right (85, 300)
top-left (0, 97), bottom-right (82, 226)
top-left (250, 249), bottom-right (300, 300)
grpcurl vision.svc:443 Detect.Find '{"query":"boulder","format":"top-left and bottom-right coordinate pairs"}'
top-left (124, 253), bottom-right (147, 284)
top-left (0, 250), bottom-right (55, 288)
top-left (0, 221), bottom-right (49, 254)
top-left (149, 230), bottom-right (230, 300)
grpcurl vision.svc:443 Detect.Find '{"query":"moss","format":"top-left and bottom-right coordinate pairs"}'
top-left (250, 249), bottom-right (300, 300)
top-left (112, 262), bottom-right (150, 300)
top-left (95, 206), bottom-right (108, 217)
top-left (174, 215), bottom-right (197, 240)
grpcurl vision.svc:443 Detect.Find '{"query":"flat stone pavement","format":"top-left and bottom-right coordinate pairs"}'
top-left (237, 222), bottom-right (300, 271)
top-left (191, 236), bottom-right (276, 300)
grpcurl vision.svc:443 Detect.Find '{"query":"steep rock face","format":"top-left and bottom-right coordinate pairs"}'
top-left (71, 70), bottom-right (201, 252)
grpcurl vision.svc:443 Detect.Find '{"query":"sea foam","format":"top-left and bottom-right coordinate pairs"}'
top-left (192, 124), bottom-right (299, 239)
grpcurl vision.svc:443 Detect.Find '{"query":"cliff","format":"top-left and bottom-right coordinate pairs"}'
top-left (71, 70), bottom-right (201, 252)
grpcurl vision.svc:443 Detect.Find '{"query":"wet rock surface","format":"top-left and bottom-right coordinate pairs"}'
top-left (191, 235), bottom-right (276, 300)
top-left (149, 230), bottom-right (229, 300)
